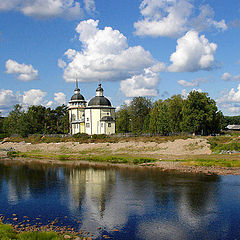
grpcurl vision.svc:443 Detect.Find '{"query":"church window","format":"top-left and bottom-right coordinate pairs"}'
top-left (108, 123), bottom-right (111, 128)
top-left (86, 123), bottom-right (90, 128)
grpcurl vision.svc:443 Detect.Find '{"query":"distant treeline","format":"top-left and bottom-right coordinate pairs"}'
top-left (0, 104), bottom-right (69, 137)
top-left (0, 90), bottom-right (239, 138)
top-left (116, 91), bottom-right (231, 136)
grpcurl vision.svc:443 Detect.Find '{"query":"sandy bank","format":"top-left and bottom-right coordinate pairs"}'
top-left (1, 138), bottom-right (240, 175)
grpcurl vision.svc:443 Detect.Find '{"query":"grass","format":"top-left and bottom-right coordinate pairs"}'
top-left (208, 136), bottom-right (240, 153)
top-left (183, 158), bottom-right (240, 167)
top-left (6, 150), bottom-right (157, 165)
top-left (0, 222), bottom-right (65, 240)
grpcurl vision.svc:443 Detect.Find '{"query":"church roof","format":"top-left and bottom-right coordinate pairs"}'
top-left (71, 92), bottom-right (85, 101)
top-left (88, 96), bottom-right (111, 106)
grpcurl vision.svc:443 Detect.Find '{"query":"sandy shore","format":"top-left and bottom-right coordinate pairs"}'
top-left (1, 138), bottom-right (240, 175)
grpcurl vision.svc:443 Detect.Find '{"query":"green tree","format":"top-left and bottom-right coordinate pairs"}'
top-left (167, 94), bottom-right (183, 133)
top-left (181, 91), bottom-right (223, 135)
top-left (0, 112), bottom-right (3, 134)
top-left (3, 104), bottom-right (24, 135)
top-left (26, 105), bottom-right (47, 134)
top-left (129, 97), bottom-right (153, 133)
top-left (116, 104), bottom-right (130, 133)
top-left (54, 105), bottom-right (69, 133)
top-left (149, 100), bottom-right (170, 135)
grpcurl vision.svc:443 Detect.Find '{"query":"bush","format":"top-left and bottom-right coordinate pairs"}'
top-left (73, 133), bottom-right (89, 140)
top-left (91, 134), bottom-right (107, 139)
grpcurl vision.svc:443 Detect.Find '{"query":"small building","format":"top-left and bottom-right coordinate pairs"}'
top-left (226, 125), bottom-right (240, 131)
top-left (68, 83), bottom-right (115, 135)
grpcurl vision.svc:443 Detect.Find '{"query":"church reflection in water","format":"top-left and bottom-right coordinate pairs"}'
top-left (2, 161), bottom-right (236, 240)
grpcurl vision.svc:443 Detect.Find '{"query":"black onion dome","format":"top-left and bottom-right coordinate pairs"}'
top-left (88, 96), bottom-right (111, 106)
top-left (71, 93), bottom-right (85, 100)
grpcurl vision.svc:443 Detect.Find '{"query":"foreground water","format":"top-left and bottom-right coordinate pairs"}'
top-left (0, 161), bottom-right (240, 239)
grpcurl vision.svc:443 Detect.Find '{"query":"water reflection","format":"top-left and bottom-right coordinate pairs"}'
top-left (1, 160), bottom-right (240, 240)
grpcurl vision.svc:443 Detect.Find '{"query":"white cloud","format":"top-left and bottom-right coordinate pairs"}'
top-left (5, 59), bottom-right (38, 81)
top-left (60, 19), bottom-right (165, 97)
top-left (120, 67), bottom-right (160, 97)
top-left (0, 89), bottom-right (18, 116)
top-left (134, 0), bottom-right (227, 38)
top-left (0, 89), bottom-right (68, 116)
top-left (58, 59), bottom-right (67, 69)
top-left (178, 78), bottom-right (207, 87)
top-left (83, 0), bottom-right (95, 14)
top-left (191, 5), bottom-right (227, 33)
top-left (54, 92), bottom-right (67, 105)
top-left (221, 72), bottom-right (240, 82)
top-left (46, 101), bottom-right (54, 108)
top-left (221, 72), bottom-right (232, 81)
top-left (217, 85), bottom-right (240, 115)
top-left (134, 0), bottom-right (193, 38)
top-left (168, 31), bottom-right (217, 72)
top-left (22, 89), bottom-right (47, 106)
top-left (0, 0), bottom-right (95, 19)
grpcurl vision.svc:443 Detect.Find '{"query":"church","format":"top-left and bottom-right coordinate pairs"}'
top-left (68, 82), bottom-right (116, 135)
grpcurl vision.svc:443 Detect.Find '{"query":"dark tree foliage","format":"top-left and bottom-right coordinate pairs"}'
top-left (129, 97), bottom-right (153, 133)
top-left (116, 91), bottom-right (224, 135)
top-left (116, 104), bottom-right (130, 133)
top-left (224, 116), bottom-right (240, 126)
top-left (3, 104), bottom-right (69, 137)
top-left (149, 100), bottom-right (170, 135)
top-left (181, 91), bottom-right (224, 135)
top-left (0, 112), bottom-right (4, 134)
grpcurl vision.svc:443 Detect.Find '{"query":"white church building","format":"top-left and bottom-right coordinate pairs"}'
top-left (68, 83), bottom-right (116, 135)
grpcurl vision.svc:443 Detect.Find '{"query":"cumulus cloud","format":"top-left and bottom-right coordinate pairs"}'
top-left (0, 89), bottom-right (18, 116)
top-left (54, 92), bottom-right (67, 105)
top-left (178, 78), bottom-right (207, 87)
top-left (168, 31), bottom-right (217, 72)
top-left (60, 19), bottom-right (155, 82)
top-left (60, 19), bottom-right (164, 97)
top-left (217, 84), bottom-right (240, 114)
top-left (5, 59), bottom-right (38, 81)
top-left (134, 0), bottom-right (227, 38)
top-left (221, 72), bottom-right (240, 82)
top-left (120, 67), bottom-right (160, 97)
top-left (0, 89), bottom-right (69, 116)
top-left (22, 89), bottom-right (47, 106)
top-left (191, 5), bottom-right (227, 33)
top-left (0, 0), bottom-right (95, 19)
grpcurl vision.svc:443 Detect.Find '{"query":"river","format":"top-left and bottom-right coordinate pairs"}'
top-left (0, 160), bottom-right (240, 239)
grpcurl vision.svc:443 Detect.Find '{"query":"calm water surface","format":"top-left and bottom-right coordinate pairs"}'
top-left (0, 160), bottom-right (240, 240)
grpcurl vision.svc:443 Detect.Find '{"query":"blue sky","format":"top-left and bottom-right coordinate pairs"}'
top-left (0, 0), bottom-right (239, 116)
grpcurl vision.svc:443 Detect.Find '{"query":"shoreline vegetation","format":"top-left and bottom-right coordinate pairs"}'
top-left (1, 134), bottom-right (240, 175)
top-left (0, 218), bottom-right (95, 240)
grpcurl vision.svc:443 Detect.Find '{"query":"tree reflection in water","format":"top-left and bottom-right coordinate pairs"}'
top-left (2, 160), bottom-right (239, 240)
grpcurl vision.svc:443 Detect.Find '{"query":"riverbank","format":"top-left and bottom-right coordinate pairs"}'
top-left (1, 136), bottom-right (240, 175)
top-left (0, 218), bottom-right (94, 240)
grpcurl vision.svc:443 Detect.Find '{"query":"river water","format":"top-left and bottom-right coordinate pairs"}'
top-left (0, 160), bottom-right (240, 240)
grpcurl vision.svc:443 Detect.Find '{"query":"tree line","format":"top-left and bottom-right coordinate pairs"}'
top-left (1, 104), bottom-right (69, 137)
top-left (0, 90), bottom-right (239, 138)
top-left (116, 91), bottom-right (226, 135)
